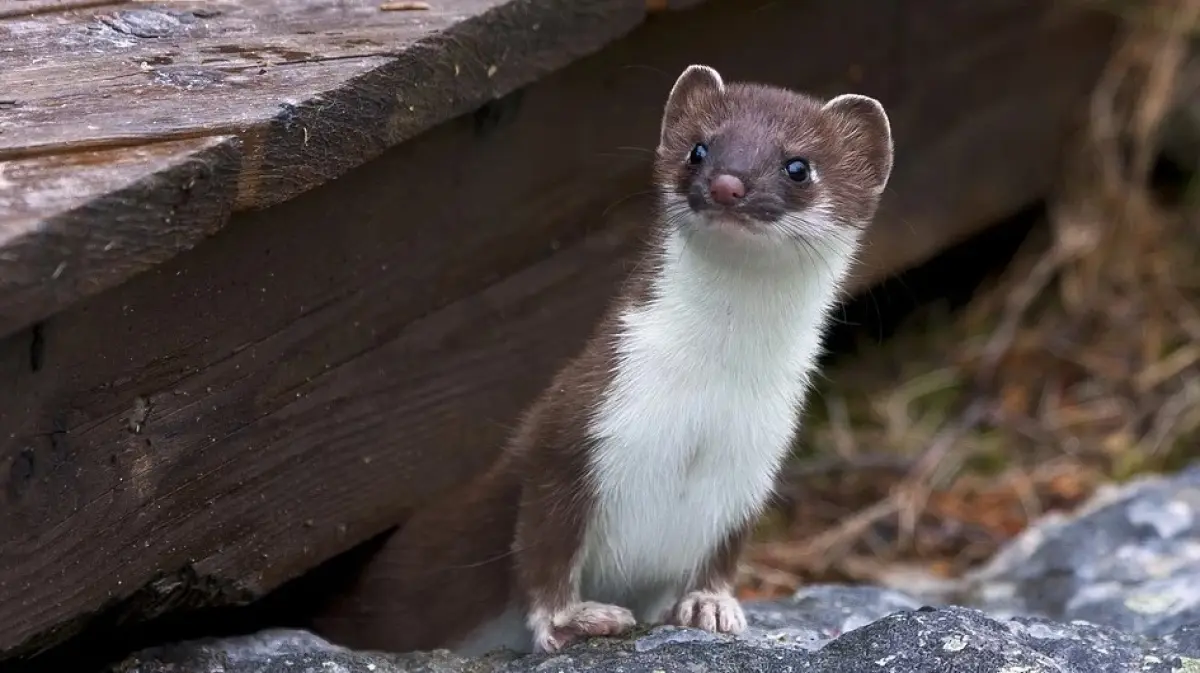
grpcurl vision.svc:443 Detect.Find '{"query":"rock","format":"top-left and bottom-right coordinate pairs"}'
top-left (957, 464), bottom-right (1200, 637)
top-left (733, 584), bottom-right (925, 651)
top-left (799, 605), bottom-right (1200, 673)
top-left (110, 467), bottom-right (1200, 673)
top-left (111, 598), bottom-right (1200, 673)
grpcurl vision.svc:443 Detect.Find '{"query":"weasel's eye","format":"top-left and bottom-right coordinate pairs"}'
top-left (688, 143), bottom-right (708, 165)
top-left (784, 158), bottom-right (811, 183)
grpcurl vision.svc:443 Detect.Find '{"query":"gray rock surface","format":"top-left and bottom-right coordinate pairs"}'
top-left (957, 464), bottom-right (1200, 637)
top-left (111, 466), bottom-right (1200, 673)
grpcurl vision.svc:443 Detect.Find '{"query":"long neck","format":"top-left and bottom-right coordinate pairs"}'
top-left (623, 226), bottom-right (859, 373)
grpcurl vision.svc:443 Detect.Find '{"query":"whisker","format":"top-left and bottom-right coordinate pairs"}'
top-left (601, 189), bottom-right (659, 219)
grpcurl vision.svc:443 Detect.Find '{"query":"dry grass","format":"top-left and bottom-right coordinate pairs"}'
top-left (739, 0), bottom-right (1200, 600)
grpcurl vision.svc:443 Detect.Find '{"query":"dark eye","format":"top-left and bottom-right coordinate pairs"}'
top-left (784, 158), bottom-right (811, 183)
top-left (688, 143), bottom-right (708, 165)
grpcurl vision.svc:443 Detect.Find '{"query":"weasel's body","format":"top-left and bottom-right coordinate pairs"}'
top-left (312, 65), bottom-right (894, 656)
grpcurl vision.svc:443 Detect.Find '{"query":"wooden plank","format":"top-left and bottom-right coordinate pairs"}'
top-left (0, 217), bottom-right (643, 661)
top-left (0, 0), bottom-right (644, 179)
top-left (0, 0), bottom-right (1116, 661)
top-left (0, 137), bottom-right (240, 336)
top-left (0, 0), bottom-right (647, 339)
top-left (0, 1), bottom-right (122, 19)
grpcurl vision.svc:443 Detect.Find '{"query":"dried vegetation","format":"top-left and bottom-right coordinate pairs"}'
top-left (740, 0), bottom-right (1200, 600)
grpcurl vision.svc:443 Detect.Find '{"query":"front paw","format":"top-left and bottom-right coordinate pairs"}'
top-left (530, 601), bottom-right (637, 653)
top-left (672, 590), bottom-right (747, 634)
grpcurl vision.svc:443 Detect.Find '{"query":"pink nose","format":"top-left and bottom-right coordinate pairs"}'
top-left (710, 174), bottom-right (746, 206)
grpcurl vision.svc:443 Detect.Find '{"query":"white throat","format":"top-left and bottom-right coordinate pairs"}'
top-left (651, 221), bottom-right (860, 353)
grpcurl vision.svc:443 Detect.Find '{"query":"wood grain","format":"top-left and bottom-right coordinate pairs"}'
top-left (645, 0), bottom-right (706, 11)
top-left (0, 0), bottom-right (1116, 662)
top-left (0, 0), bottom-right (646, 339)
top-left (0, 1), bottom-right (130, 19)
top-left (0, 0), bottom-right (643, 175)
top-left (0, 137), bottom-right (240, 336)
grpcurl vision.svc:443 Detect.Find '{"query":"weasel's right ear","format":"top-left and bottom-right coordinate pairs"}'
top-left (823, 94), bottom-right (894, 195)
top-left (660, 64), bottom-right (724, 143)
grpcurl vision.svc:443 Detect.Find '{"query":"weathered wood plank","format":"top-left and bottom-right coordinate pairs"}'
top-left (0, 137), bottom-right (240, 336)
top-left (0, 215), bottom-right (643, 661)
top-left (0, 1), bottom-right (125, 19)
top-left (0, 0), bottom-right (643, 179)
top-left (0, 0), bottom-right (647, 340)
top-left (0, 0), bottom-right (1116, 661)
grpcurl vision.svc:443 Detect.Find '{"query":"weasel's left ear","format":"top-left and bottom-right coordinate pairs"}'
top-left (660, 64), bottom-right (725, 143)
top-left (823, 94), bottom-right (894, 194)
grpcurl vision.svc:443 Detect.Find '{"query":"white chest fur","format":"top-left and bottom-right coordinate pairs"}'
top-left (580, 226), bottom-right (857, 616)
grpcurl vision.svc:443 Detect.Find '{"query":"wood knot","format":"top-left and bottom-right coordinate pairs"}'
top-left (98, 9), bottom-right (202, 39)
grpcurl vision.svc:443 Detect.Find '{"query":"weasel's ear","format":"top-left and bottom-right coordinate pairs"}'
top-left (661, 64), bottom-right (724, 142)
top-left (823, 94), bottom-right (894, 194)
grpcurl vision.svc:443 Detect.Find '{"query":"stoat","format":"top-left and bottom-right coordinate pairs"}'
top-left (312, 63), bottom-right (894, 656)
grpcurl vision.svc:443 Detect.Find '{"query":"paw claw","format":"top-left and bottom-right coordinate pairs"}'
top-left (672, 591), bottom-right (746, 635)
top-left (530, 602), bottom-right (636, 652)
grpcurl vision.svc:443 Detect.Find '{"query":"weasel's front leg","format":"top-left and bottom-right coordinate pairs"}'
top-left (671, 527), bottom-right (749, 635)
top-left (514, 478), bottom-right (635, 652)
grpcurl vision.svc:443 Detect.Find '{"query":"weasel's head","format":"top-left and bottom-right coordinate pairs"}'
top-left (654, 64), bottom-right (893, 245)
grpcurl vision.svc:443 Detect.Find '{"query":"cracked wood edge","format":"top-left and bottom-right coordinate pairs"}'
top-left (0, 136), bottom-right (241, 337)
